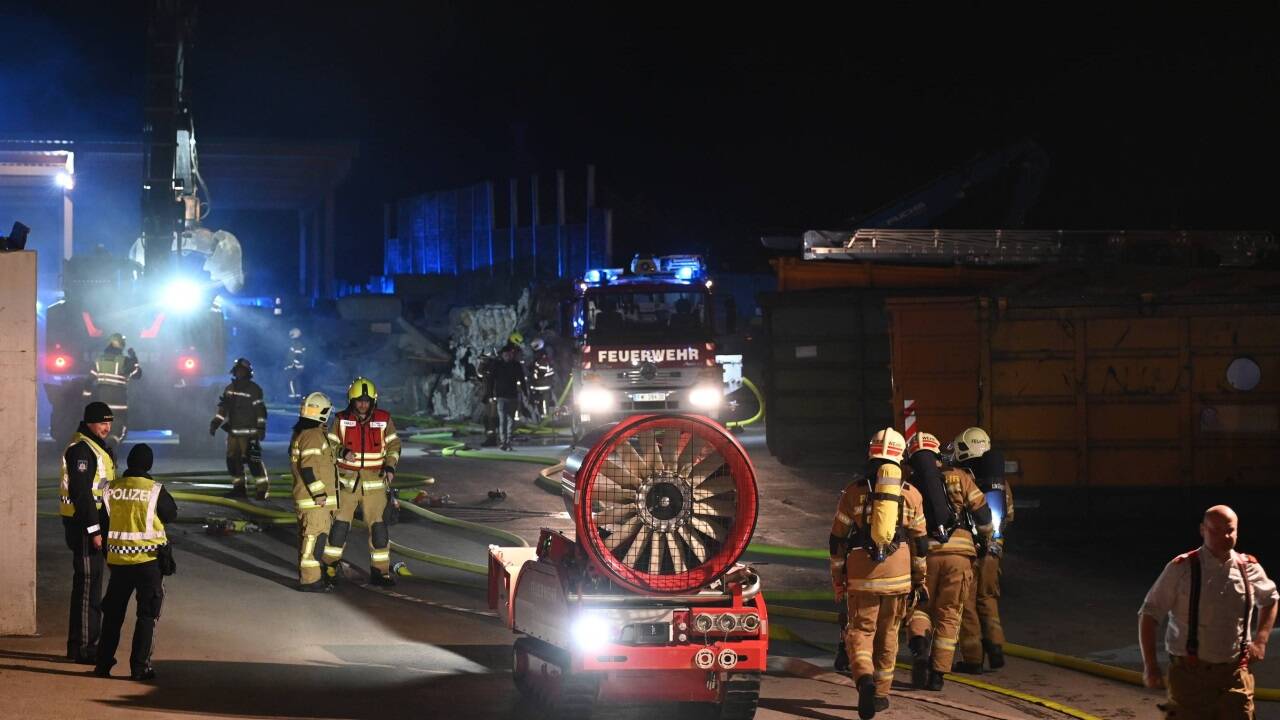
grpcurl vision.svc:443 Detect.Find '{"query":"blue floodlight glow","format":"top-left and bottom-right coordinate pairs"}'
top-left (584, 269), bottom-right (602, 283)
top-left (675, 266), bottom-right (695, 280)
top-left (55, 172), bottom-right (75, 190)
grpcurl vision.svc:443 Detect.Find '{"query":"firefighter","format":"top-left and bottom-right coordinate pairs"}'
top-left (904, 431), bottom-right (994, 691)
top-left (830, 427), bottom-right (927, 719)
top-left (952, 426), bottom-right (1015, 673)
top-left (322, 377), bottom-right (402, 586)
top-left (291, 392), bottom-right (338, 592)
top-left (209, 358), bottom-right (269, 499)
top-left (61, 401), bottom-right (116, 665)
top-left (528, 338), bottom-right (555, 422)
top-left (83, 333), bottom-right (141, 446)
top-left (94, 444), bottom-right (177, 680)
top-left (284, 327), bottom-right (305, 400)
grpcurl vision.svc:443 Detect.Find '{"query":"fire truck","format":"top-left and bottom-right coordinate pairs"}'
top-left (569, 255), bottom-right (729, 439)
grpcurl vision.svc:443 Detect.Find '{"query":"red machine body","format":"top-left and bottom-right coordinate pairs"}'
top-left (488, 414), bottom-right (767, 718)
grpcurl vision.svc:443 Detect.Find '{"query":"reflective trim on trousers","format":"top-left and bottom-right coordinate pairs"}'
top-left (846, 575), bottom-right (912, 594)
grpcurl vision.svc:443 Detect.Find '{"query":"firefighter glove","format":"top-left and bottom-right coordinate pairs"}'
top-left (208, 419), bottom-right (221, 436)
top-left (909, 583), bottom-right (930, 608)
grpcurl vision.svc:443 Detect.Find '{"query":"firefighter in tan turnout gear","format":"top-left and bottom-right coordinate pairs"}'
top-left (291, 392), bottom-right (339, 592)
top-left (210, 358), bottom-right (269, 499)
top-left (829, 427), bottom-right (927, 720)
top-left (952, 426), bottom-right (1015, 672)
top-left (322, 377), bottom-right (402, 586)
top-left (903, 431), bottom-right (994, 691)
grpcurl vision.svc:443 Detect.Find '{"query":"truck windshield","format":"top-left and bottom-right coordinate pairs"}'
top-left (586, 291), bottom-right (708, 339)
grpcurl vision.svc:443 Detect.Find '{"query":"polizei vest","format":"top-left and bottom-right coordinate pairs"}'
top-left (102, 475), bottom-right (168, 565)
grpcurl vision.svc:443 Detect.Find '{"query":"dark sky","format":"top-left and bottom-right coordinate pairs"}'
top-left (2, 2), bottom-right (1277, 280)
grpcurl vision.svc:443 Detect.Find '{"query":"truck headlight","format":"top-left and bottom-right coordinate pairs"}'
top-left (578, 385), bottom-right (614, 413)
top-left (688, 385), bottom-right (722, 410)
top-left (572, 614), bottom-right (613, 651)
top-left (162, 279), bottom-right (203, 314)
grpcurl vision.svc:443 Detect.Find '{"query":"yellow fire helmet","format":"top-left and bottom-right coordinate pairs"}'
top-left (905, 431), bottom-right (941, 458)
top-left (867, 427), bottom-right (906, 463)
top-left (508, 331), bottom-right (524, 346)
top-left (300, 392), bottom-right (333, 423)
top-left (347, 376), bottom-right (379, 404)
top-left (952, 426), bottom-right (992, 463)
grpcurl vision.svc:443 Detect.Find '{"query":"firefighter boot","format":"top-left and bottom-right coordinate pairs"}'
top-left (952, 660), bottom-right (984, 674)
top-left (856, 675), bottom-right (877, 719)
top-left (873, 697), bottom-right (889, 713)
top-left (298, 581), bottom-right (333, 593)
top-left (909, 635), bottom-right (930, 689)
top-left (927, 669), bottom-right (945, 691)
top-left (369, 569), bottom-right (396, 587)
top-left (984, 641), bottom-right (1005, 669)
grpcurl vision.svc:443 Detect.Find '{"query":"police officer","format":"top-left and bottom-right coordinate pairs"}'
top-left (1140, 505), bottom-right (1277, 719)
top-left (210, 358), bottom-right (269, 499)
top-left (61, 401), bottom-right (116, 664)
top-left (284, 327), bottom-right (305, 400)
top-left (83, 333), bottom-right (141, 446)
top-left (291, 392), bottom-right (338, 592)
top-left (951, 426), bottom-right (1014, 672)
top-left (904, 431), bottom-right (994, 691)
top-left (94, 444), bottom-right (177, 680)
top-left (322, 378), bottom-right (402, 586)
top-left (829, 427), bottom-right (927, 719)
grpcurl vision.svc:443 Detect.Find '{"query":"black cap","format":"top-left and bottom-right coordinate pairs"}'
top-left (83, 401), bottom-right (114, 423)
top-left (126, 444), bottom-right (154, 474)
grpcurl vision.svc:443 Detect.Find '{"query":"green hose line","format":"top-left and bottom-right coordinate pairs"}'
top-left (395, 495), bottom-right (529, 548)
top-left (760, 589), bottom-right (834, 602)
top-left (769, 605), bottom-right (839, 623)
top-left (725, 376), bottom-right (765, 429)
top-left (744, 543), bottom-right (828, 560)
top-left (168, 492), bottom-right (295, 521)
top-left (408, 432), bottom-right (562, 465)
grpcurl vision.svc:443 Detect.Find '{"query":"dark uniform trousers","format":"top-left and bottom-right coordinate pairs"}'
top-left (64, 522), bottom-right (104, 657)
top-left (98, 561), bottom-right (164, 673)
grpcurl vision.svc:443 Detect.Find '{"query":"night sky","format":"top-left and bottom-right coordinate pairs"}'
top-left (2, 2), bottom-right (1277, 280)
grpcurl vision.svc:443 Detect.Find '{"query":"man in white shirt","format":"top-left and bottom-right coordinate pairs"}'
top-left (1139, 505), bottom-right (1277, 719)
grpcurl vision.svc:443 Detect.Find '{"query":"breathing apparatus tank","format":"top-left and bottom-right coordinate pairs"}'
top-left (906, 432), bottom-right (952, 543)
top-left (864, 428), bottom-right (907, 562)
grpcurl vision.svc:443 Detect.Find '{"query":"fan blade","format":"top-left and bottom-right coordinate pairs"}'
top-left (595, 503), bottom-right (638, 527)
top-left (603, 452), bottom-right (645, 490)
top-left (677, 525), bottom-right (709, 563)
top-left (636, 430), bottom-right (661, 473)
top-left (659, 428), bottom-right (680, 470)
top-left (690, 452), bottom-right (726, 483)
top-left (692, 475), bottom-right (736, 500)
top-left (604, 517), bottom-right (642, 550)
top-left (693, 498), bottom-right (737, 518)
top-left (666, 531), bottom-right (686, 574)
top-left (677, 435), bottom-right (704, 476)
top-left (691, 516), bottom-right (726, 543)
top-left (594, 473), bottom-right (632, 498)
top-left (626, 526), bottom-right (653, 568)
top-left (648, 529), bottom-right (663, 574)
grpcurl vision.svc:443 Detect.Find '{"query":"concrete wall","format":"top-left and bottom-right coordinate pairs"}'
top-left (0, 251), bottom-right (37, 634)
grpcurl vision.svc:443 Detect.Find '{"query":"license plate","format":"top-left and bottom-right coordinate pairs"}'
top-left (630, 392), bottom-right (668, 402)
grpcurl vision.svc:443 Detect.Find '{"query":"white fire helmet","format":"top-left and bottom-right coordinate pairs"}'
top-left (867, 427), bottom-right (906, 463)
top-left (952, 427), bottom-right (992, 463)
top-left (906, 431), bottom-right (941, 458)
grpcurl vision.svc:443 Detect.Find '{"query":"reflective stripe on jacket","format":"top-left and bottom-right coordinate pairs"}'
top-left (102, 475), bottom-right (167, 565)
top-left (60, 433), bottom-right (115, 518)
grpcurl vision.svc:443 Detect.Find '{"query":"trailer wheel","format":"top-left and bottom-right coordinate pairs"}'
top-left (512, 637), bottom-right (534, 697)
top-left (718, 672), bottom-right (761, 720)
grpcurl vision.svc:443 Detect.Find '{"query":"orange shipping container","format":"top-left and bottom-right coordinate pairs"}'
top-left (886, 290), bottom-right (1280, 489)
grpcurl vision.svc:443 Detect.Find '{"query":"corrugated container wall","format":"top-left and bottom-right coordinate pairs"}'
top-left (887, 296), bottom-right (1280, 491)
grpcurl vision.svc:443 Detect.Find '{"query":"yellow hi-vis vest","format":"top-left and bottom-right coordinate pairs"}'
top-left (102, 475), bottom-right (168, 566)
top-left (59, 433), bottom-right (116, 518)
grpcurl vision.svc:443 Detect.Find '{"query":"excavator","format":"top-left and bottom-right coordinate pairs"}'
top-left (44, 0), bottom-right (243, 453)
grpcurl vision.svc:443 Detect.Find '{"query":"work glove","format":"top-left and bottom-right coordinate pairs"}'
top-left (909, 583), bottom-right (930, 608)
top-left (380, 466), bottom-right (396, 484)
top-left (315, 493), bottom-right (328, 508)
top-left (208, 418), bottom-right (221, 436)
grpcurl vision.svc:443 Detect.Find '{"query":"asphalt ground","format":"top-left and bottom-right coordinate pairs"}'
top-left (1, 422), bottom-right (1274, 719)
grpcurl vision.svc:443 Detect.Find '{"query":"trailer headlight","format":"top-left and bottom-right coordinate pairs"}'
top-left (688, 385), bottom-right (722, 410)
top-left (571, 613), bottom-right (613, 651)
top-left (577, 385), bottom-right (614, 413)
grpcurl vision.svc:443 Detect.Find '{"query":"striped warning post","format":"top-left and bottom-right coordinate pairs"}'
top-left (903, 399), bottom-right (917, 439)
